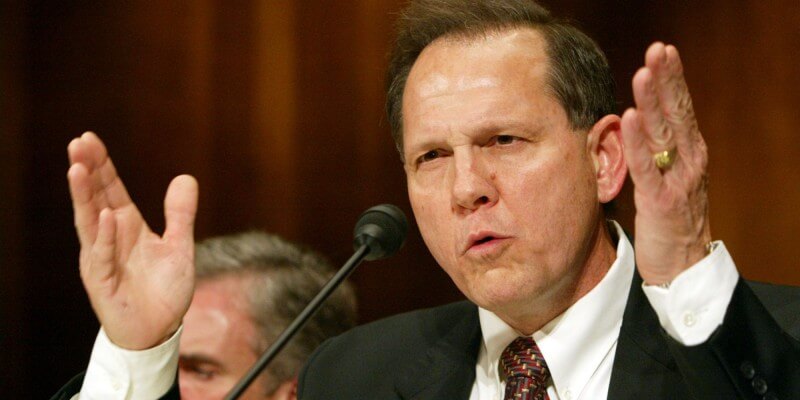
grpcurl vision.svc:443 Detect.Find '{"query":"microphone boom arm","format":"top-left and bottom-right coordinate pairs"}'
top-left (225, 204), bottom-right (407, 399)
top-left (225, 244), bottom-right (370, 400)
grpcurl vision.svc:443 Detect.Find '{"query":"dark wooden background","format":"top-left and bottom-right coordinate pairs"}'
top-left (2, 1), bottom-right (799, 397)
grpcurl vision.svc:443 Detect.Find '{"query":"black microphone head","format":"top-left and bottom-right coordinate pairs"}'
top-left (353, 204), bottom-right (409, 261)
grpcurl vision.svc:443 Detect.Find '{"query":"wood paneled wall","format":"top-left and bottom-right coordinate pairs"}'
top-left (2, 1), bottom-right (798, 397)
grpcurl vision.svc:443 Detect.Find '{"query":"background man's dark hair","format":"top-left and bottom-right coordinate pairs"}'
top-left (195, 231), bottom-right (357, 395)
top-left (386, 0), bottom-right (617, 160)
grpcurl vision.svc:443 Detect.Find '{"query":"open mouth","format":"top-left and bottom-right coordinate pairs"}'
top-left (464, 231), bottom-right (509, 255)
top-left (473, 236), bottom-right (496, 246)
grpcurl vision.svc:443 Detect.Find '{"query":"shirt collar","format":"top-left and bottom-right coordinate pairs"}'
top-left (477, 221), bottom-right (634, 399)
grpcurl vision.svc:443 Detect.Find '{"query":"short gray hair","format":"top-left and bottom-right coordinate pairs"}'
top-left (195, 231), bottom-right (357, 394)
top-left (386, 0), bottom-right (616, 160)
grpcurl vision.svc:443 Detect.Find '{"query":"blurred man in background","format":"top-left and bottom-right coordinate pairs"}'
top-left (179, 231), bottom-right (357, 399)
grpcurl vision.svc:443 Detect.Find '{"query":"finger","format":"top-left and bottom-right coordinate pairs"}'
top-left (84, 208), bottom-right (118, 287)
top-left (621, 107), bottom-right (663, 191)
top-left (646, 44), bottom-right (698, 153)
top-left (631, 66), bottom-right (672, 151)
top-left (68, 162), bottom-right (100, 246)
top-left (68, 131), bottom-right (108, 170)
top-left (69, 132), bottom-right (135, 210)
top-left (68, 136), bottom-right (109, 213)
top-left (163, 175), bottom-right (199, 251)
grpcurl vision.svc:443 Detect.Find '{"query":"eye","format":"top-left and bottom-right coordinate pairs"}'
top-left (493, 135), bottom-right (517, 145)
top-left (179, 361), bottom-right (219, 381)
top-left (418, 149), bottom-right (441, 164)
top-left (188, 366), bottom-right (217, 381)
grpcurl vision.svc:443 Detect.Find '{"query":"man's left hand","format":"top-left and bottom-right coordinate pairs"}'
top-left (620, 42), bottom-right (713, 285)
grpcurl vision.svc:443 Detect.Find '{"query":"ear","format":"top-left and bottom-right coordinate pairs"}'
top-left (586, 114), bottom-right (627, 204)
top-left (268, 379), bottom-right (298, 400)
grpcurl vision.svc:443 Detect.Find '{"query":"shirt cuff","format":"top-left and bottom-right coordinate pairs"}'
top-left (77, 326), bottom-right (182, 400)
top-left (642, 241), bottom-right (739, 346)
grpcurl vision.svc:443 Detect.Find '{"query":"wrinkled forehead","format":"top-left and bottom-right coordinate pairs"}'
top-left (402, 28), bottom-right (554, 132)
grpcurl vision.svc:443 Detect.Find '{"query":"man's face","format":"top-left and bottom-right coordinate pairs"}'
top-left (179, 276), bottom-right (271, 400)
top-left (402, 28), bottom-right (606, 327)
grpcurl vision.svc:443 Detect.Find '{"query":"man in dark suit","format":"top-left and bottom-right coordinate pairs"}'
top-left (57, 0), bottom-right (800, 399)
top-left (297, 0), bottom-right (800, 398)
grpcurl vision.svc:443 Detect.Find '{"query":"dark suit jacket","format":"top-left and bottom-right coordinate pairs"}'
top-left (297, 271), bottom-right (800, 399)
top-left (52, 273), bottom-right (800, 400)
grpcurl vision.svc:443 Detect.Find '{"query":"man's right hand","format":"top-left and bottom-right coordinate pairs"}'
top-left (67, 132), bottom-right (198, 350)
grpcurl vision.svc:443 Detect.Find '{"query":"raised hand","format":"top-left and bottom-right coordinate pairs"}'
top-left (67, 132), bottom-right (198, 350)
top-left (620, 43), bottom-right (713, 285)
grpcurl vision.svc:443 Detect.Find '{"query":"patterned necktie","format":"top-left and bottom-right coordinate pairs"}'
top-left (500, 336), bottom-right (550, 400)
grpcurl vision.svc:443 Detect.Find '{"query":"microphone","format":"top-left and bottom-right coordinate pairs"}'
top-left (225, 204), bottom-right (408, 400)
top-left (353, 204), bottom-right (409, 260)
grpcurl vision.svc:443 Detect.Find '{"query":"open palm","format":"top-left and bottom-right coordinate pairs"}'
top-left (621, 43), bottom-right (712, 285)
top-left (68, 132), bottom-right (198, 350)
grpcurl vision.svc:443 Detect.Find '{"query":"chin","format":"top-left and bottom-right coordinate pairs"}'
top-left (470, 283), bottom-right (533, 312)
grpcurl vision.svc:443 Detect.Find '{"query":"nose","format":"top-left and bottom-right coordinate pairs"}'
top-left (451, 150), bottom-right (498, 213)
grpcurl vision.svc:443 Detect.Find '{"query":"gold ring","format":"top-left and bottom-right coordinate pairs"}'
top-left (653, 148), bottom-right (677, 170)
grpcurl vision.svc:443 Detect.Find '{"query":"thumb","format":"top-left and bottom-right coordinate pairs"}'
top-left (163, 175), bottom-right (199, 248)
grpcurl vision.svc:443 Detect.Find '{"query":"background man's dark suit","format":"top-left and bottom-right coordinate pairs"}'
top-left (298, 272), bottom-right (800, 399)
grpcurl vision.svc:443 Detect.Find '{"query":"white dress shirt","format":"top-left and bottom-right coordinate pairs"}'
top-left (469, 222), bottom-right (739, 400)
top-left (77, 222), bottom-right (739, 399)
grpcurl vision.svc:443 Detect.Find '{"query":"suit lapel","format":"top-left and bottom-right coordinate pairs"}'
top-left (394, 304), bottom-right (482, 400)
top-left (390, 271), bottom-right (692, 400)
top-left (607, 269), bottom-right (692, 399)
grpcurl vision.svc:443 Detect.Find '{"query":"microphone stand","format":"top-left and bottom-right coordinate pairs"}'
top-left (224, 244), bottom-right (370, 400)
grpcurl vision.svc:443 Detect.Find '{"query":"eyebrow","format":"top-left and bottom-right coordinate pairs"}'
top-left (179, 354), bottom-right (223, 367)
top-left (406, 120), bottom-right (541, 153)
